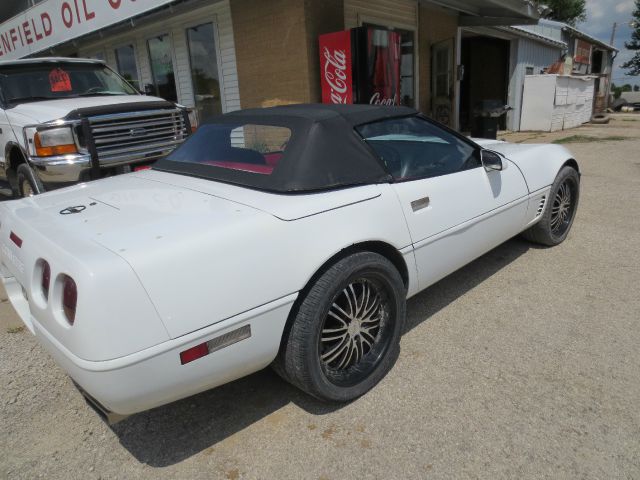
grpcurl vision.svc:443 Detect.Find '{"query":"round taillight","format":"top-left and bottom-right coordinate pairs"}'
top-left (41, 261), bottom-right (51, 300)
top-left (62, 276), bottom-right (77, 325)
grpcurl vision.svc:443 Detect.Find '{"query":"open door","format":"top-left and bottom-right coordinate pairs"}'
top-left (431, 39), bottom-right (454, 127)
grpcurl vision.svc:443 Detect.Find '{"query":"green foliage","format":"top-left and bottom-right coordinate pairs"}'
top-left (540, 0), bottom-right (587, 26)
top-left (611, 83), bottom-right (634, 99)
top-left (552, 135), bottom-right (628, 144)
top-left (622, 0), bottom-right (640, 76)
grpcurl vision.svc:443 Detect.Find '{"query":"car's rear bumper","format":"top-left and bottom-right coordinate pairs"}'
top-left (10, 284), bottom-right (296, 416)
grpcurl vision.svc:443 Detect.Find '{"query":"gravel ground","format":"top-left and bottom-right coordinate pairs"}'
top-left (1, 114), bottom-right (639, 479)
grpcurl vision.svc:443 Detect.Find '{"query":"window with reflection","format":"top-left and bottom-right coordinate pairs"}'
top-left (115, 44), bottom-right (140, 90)
top-left (187, 23), bottom-right (223, 124)
top-left (357, 116), bottom-right (478, 180)
top-left (147, 34), bottom-right (177, 102)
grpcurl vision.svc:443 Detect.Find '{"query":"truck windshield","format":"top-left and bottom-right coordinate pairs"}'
top-left (0, 62), bottom-right (138, 105)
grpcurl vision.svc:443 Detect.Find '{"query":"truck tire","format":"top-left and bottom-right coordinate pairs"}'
top-left (16, 163), bottom-right (44, 197)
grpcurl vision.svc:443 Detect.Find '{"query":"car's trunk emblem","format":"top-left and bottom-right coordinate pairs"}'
top-left (60, 206), bottom-right (86, 215)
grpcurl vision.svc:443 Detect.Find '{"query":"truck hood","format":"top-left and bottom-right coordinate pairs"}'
top-left (5, 95), bottom-right (168, 125)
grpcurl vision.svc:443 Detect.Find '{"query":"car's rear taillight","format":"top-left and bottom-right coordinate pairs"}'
top-left (62, 275), bottom-right (77, 325)
top-left (41, 261), bottom-right (51, 300)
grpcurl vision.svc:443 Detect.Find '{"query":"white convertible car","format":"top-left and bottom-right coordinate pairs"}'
top-left (0, 104), bottom-right (580, 421)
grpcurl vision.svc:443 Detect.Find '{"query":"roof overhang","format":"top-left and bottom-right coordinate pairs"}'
top-left (424, 0), bottom-right (540, 25)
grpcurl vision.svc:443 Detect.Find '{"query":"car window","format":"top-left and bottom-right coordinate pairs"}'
top-left (356, 117), bottom-right (479, 181)
top-left (164, 123), bottom-right (291, 175)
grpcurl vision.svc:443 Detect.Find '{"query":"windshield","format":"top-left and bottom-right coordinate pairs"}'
top-left (0, 62), bottom-right (138, 105)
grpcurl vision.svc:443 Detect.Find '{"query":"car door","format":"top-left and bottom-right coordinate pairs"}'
top-left (357, 116), bottom-right (528, 292)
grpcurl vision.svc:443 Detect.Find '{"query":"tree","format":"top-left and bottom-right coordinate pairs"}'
top-left (540, 0), bottom-right (587, 26)
top-left (621, 0), bottom-right (640, 76)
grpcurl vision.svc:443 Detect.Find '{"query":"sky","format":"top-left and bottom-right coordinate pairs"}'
top-left (581, 0), bottom-right (639, 86)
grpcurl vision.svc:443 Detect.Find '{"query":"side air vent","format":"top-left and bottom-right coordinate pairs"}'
top-left (536, 196), bottom-right (546, 217)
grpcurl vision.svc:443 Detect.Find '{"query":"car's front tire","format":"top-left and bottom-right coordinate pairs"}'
top-left (275, 252), bottom-right (406, 402)
top-left (522, 165), bottom-right (580, 246)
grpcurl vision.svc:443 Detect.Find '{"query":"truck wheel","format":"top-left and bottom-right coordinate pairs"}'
top-left (274, 252), bottom-right (406, 402)
top-left (16, 163), bottom-right (44, 197)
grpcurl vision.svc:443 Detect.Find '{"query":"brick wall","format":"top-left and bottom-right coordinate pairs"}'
top-left (230, 0), bottom-right (344, 109)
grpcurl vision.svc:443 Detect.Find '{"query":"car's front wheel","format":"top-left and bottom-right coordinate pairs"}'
top-left (522, 165), bottom-right (580, 246)
top-left (275, 252), bottom-right (406, 402)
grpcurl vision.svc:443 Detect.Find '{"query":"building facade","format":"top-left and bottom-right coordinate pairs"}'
top-left (0, 0), bottom-right (540, 130)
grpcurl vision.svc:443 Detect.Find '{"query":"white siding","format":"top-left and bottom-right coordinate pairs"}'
top-left (508, 38), bottom-right (562, 131)
top-left (78, 0), bottom-right (240, 115)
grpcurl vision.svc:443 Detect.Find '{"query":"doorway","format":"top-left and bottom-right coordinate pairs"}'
top-left (431, 39), bottom-right (454, 127)
top-left (460, 34), bottom-right (510, 132)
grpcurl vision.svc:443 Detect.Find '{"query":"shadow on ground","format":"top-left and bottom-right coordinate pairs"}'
top-left (111, 237), bottom-right (533, 467)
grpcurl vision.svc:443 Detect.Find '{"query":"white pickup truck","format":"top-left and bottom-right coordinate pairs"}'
top-left (0, 57), bottom-right (191, 197)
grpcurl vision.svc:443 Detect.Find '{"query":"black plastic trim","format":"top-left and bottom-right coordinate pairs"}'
top-left (64, 100), bottom-right (177, 120)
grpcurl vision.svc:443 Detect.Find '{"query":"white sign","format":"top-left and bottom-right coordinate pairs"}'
top-left (0, 0), bottom-right (176, 60)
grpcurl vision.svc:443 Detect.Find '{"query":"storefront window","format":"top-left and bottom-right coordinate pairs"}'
top-left (399, 30), bottom-right (415, 107)
top-left (364, 23), bottom-right (415, 108)
top-left (186, 23), bottom-right (222, 124)
top-left (147, 34), bottom-right (177, 102)
top-left (115, 44), bottom-right (140, 90)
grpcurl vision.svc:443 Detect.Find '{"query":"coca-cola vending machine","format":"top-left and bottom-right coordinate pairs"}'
top-left (320, 27), bottom-right (401, 106)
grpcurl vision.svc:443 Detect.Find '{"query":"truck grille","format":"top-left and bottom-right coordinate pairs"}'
top-left (87, 108), bottom-right (188, 165)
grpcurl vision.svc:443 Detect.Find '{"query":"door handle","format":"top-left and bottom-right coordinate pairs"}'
top-left (411, 196), bottom-right (430, 212)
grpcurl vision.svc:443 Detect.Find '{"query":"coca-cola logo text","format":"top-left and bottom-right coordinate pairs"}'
top-left (369, 92), bottom-right (398, 106)
top-left (323, 47), bottom-right (349, 104)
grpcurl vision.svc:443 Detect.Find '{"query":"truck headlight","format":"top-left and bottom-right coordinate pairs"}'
top-left (25, 126), bottom-right (78, 157)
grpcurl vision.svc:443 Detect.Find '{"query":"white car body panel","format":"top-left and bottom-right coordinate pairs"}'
top-left (392, 161), bottom-right (529, 291)
top-left (474, 139), bottom-right (577, 192)
top-left (140, 169), bottom-right (383, 221)
top-left (0, 201), bottom-right (169, 361)
top-left (0, 130), bottom-right (578, 415)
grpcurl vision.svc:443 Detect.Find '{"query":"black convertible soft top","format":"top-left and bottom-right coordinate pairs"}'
top-left (154, 104), bottom-right (417, 193)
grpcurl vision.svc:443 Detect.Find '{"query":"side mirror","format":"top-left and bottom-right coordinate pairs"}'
top-left (481, 150), bottom-right (507, 172)
top-left (143, 84), bottom-right (154, 96)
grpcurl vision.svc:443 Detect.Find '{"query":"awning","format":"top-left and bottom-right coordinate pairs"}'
top-left (0, 0), bottom-right (179, 61)
top-left (425, 0), bottom-right (540, 25)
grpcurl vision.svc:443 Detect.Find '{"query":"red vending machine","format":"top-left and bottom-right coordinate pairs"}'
top-left (320, 27), bottom-right (401, 106)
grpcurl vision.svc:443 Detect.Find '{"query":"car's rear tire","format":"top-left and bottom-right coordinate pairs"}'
top-left (522, 165), bottom-right (580, 246)
top-left (274, 252), bottom-right (406, 402)
top-left (16, 163), bottom-right (44, 198)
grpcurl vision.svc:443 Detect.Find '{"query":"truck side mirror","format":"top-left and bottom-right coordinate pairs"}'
top-left (143, 84), bottom-right (154, 96)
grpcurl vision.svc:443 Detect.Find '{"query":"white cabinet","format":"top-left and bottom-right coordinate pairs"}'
top-left (520, 75), bottom-right (596, 132)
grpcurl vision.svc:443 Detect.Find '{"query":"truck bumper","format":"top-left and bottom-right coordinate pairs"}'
top-left (30, 153), bottom-right (92, 184)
